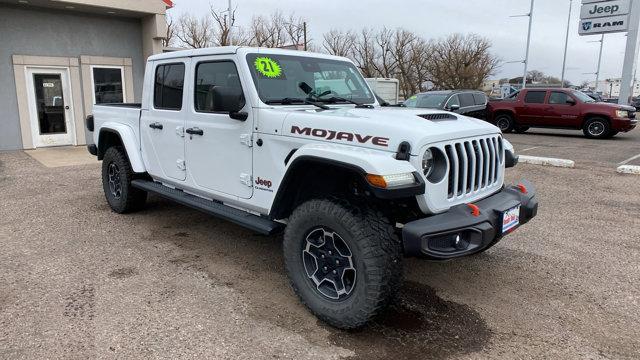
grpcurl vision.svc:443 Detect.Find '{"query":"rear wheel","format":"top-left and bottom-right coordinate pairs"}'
top-left (583, 117), bottom-right (611, 139)
top-left (283, 198), bottom-right (403, 329)
top-left (495, 114), bottom-right (515, 133)
top-left (102, 146), bottom-right (147, 213)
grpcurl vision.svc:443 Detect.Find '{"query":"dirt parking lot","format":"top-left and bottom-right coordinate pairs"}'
top-left (1, 137), bottom-right (639, 359)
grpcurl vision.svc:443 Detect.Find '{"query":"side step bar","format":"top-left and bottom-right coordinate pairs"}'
top-left (131, 179), bottom-right (283, 235)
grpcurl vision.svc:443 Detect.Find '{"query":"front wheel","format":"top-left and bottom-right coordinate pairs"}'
top-left (283, 199), bottom-right (403, 329)
top-left (583, 118), bottom-right (611, 139)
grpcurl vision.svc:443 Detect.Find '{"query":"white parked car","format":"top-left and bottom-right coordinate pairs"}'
top-left (86, 46), bottom-right (538, 329)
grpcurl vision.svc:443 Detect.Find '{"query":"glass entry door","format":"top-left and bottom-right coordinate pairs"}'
top-left (26, 68), bottom-right (75, 147)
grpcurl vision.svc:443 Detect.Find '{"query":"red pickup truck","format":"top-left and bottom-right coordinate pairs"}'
top-left (487, 88), bottom-right (637, 139)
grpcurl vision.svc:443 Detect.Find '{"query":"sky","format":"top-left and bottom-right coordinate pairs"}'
top-left (167, 0), bottom-right (630, 85)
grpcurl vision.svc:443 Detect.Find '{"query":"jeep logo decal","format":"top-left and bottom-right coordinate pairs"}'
top-left (255, 177), bottom-right (272, 188)
top-left (291, 126), bottom-right (390, 147)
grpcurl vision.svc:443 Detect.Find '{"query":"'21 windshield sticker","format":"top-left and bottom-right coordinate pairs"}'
top-left (254, 57), bottom-right (282, 78)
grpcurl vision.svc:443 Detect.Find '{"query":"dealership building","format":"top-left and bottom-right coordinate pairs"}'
top-left (0, 0), bottom-right (172, 151)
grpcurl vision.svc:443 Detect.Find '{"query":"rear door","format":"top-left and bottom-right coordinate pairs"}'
top-left (457, 92), bottom-right (476, 114)
top-left (516, 90), bottom-right (548, 125)
top-left (140, 60), bottom-right (189, 181)
top-left (185, 57), bottom-right (254, 199)
top-left (545, 91), bottom-right (581, 127)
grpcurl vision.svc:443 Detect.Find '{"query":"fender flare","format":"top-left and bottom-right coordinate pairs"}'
top-left (269, 144), bottom-right (423, 219)
top-left (98, 123), bottom-right (146, 173)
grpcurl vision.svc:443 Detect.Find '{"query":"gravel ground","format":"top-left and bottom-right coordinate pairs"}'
top-left (1, 149), bottom-right (639, 359)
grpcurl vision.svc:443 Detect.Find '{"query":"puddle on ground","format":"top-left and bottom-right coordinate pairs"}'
top-left (327, 281), bottom-right (491, 360)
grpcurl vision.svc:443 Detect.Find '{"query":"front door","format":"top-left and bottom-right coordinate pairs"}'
top-left (185, 58), bottom-right (253, 199)
top-left (140, 61), bottom-right (188, 181)
top-left (544, 91), bottom-right (581, 127)
top-left (26, 68), bottom-right (75, 147)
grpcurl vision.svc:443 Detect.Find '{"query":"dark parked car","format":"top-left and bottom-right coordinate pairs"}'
top-left (403, 90), bottom-right (488, 119)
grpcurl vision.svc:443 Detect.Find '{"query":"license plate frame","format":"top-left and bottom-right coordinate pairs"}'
top-left (502, 205), bottom-right (521, 234)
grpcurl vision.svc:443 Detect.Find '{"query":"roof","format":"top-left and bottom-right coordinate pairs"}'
top-left (149, 46), bottom-right (353, 63)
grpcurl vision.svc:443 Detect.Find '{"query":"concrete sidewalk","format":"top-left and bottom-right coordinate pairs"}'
top-left (24, 146), bottom-right (98, 168)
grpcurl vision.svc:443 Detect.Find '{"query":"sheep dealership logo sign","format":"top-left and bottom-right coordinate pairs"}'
top-left (579, 0), bottom-right (630, 35)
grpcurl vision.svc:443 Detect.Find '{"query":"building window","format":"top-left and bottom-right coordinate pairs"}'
top-left (154, 63), bottom-right (185, 110)
top-left (92, 66), bottom-right (125, 104)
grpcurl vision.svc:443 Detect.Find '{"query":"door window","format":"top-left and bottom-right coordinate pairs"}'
top-left (524, 91), bottom-right (546, 104)
top-left (33, 74), bottom-right (66, 134)
top-left (548, 92), bottom-right (572, 105)
top-left (154, 63), bottom-right (185, 110)
top-left (459, 93), bottom-right (475, 108)
top-left (473, 92), bottom-right (487, 105)
top-left (195, 61), bottom-right (244, 113)
top-left (92, 67), bottom-right (124, 104)
top-left (446, 95), bottom-right (460, 108)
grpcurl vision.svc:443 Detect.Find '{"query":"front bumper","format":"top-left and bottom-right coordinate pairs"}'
top-left (612, 117), bottom-right (637, 132)
top-left (402, 180), bottom-right (538, 259)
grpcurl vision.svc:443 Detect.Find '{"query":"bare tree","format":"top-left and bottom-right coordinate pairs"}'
top-left (247, 11), bottom-right (306, 48)
top-left (426, 34), bottom-right (500, 90)
top-left (322, 29), bottom-right (355, 57)
top-left (175, 13), bottom-right (213, 48)
top-left (163, 14), bottom-right (175, 47)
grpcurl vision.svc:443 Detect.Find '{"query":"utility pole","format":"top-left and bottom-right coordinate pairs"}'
top-left (227, 0), bottom-right (233, 45)
top-left (303, 22), bottom-right (307, 51)
top-left (522, 0), bottom-right (535, 88)
top-left (561, 0), bottom-right (573, 87)
top-left (620, 0), bottom-right (640, 104)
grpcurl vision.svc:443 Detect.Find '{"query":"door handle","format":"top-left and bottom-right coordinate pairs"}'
top-left (186, 127), bottom-right (204, 136)
top-left (149, 122), bottom-right (163, 130)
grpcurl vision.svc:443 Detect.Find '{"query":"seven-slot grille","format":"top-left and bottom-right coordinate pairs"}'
top-left (444, 136), bottom-right (503, 199)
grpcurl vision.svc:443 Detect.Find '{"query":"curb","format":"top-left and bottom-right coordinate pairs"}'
top-left (617, 165), bottom-right (640, 175)
top-left (518, 155), bottom-right (575, 168)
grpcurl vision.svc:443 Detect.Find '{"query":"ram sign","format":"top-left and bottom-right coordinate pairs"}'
top-left (579, 0), bottom-right (631, 35)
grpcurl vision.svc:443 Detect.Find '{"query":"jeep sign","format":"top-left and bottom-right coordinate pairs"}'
top-left (579, 15), bottom-right (629, 35)
top-left (580, 0), bottom-right (630, 19)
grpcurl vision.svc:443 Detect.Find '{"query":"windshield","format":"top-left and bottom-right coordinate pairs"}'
top-left (572, 90), bottom-right (595, 103)
top-left (404, 93), bottom-right (449, 108)
top-left (246, 53), bottom-right (374, 105)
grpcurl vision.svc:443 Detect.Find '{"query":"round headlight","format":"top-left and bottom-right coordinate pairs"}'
top-left (422, 148), bottom-right (434, 177)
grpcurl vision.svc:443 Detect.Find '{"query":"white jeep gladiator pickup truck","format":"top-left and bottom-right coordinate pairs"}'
top-left (86, 46), bottom-right (538, 329)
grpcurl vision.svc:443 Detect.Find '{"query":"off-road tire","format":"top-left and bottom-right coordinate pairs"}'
top-left (583, 117), bottom-right (611, 139)
top-left (495, 114), bottom-right (515, 133)
top-left (102, 146), bottom-right (147, 213)
top-left (283, 198), bottom-right (403, 329)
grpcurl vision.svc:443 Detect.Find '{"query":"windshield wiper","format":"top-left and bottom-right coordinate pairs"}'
top-left (317, 96), bottom-right (374, 109)
top-left (265, 97), bottom-right (330, 110)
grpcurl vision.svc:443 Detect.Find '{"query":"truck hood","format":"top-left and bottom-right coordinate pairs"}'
top-left (591, 102), bottom-right (635, 111)
top-left (278, 106), bottom-right (500, 155)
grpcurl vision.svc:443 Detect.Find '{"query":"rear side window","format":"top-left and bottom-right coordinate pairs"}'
top-left (548, 92), bottom-right (571, 105)
top-left (154, 63), bottom-right (185, 110)
top-left (459, 93), bottom-right (475, 107)
top-left (473, 93), bottom-right (487, 105)
top-left (524, 91), bottom-right (546, 104)
top-left (194, 61), bottom-right (243, 113)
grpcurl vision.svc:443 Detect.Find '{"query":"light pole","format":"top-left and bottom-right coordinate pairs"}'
top-left (589, 35), bottom-right (605, 94)
top-left (560, 0), bottom-right (573, 87)
top-left (511, 0), bottom-right (535, 88)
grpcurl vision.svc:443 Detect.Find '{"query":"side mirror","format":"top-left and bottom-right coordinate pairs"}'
top-left (448, 104), bottom-right (460, 112)
top-left (211, 86), bottom-right (248, 121)
top-left (566, 98), bottom-right (576, 105)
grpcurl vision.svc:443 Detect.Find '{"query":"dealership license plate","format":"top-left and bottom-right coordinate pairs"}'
top-left (502, 205), bottom-right (521, 234)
